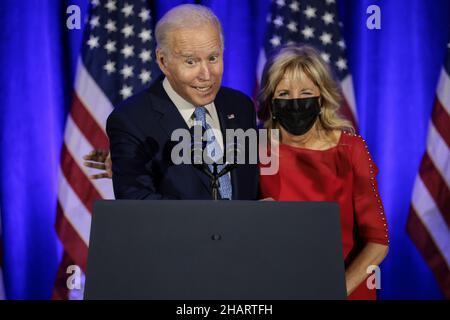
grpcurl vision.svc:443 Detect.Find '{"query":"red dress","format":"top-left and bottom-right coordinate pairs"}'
top-left (259, 131), bottom-right (389, 300)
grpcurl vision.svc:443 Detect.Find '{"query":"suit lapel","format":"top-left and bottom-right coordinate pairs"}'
top-left (215, 93), bottom-right (241, 200)
top-left (150, 83), bottom-right (189, 135)
top-left (149, 82), bottom-right (212, 196)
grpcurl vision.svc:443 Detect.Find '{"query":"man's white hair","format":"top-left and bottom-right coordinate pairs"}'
top-left (155, 4), bottom-right (224, 54)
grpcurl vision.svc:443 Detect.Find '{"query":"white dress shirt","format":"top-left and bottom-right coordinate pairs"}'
top-left (162, 77), bottom-right (225, 151)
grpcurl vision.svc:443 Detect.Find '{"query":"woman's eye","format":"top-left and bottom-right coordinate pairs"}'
top-left (278, 92), bottom-right (288, 97)
top-left (209, 56), bottom-right (218, 62)
top-left (186, 59), bottom-right (195, 65)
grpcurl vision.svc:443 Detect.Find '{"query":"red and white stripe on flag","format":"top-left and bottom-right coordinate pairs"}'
top-left (339, 74), bottom-right (358, 129)
top-left (53, 0), bottom-right (158, 299)
top-left (407, 66), bottom-right (450, 299)
top-left (53, 60), bottom-right (115, 300)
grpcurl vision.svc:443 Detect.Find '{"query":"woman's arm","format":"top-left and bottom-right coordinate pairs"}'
top-left (348, 135), bottom-right (390, 296)
top-left (345, 242), bottom-right (389, 296)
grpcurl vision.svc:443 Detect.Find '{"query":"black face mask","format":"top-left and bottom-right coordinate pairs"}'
top-left (272, 97), bottom-right (321, 136)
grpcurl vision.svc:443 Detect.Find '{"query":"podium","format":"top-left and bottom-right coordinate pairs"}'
top-left (84, 200), bottom-right (346, 300)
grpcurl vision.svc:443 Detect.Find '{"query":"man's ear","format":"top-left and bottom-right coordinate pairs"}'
top-left (156, 48), bottom-right (168, 76)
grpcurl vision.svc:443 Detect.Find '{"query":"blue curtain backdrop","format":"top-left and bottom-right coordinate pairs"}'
top-left (0, 0), bottom-right (449, 299)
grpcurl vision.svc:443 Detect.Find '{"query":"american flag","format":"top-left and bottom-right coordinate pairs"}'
top-left (53, 0), bottom-right (159, 299)
top-left (256, 0), bottom-right (357, 127)
top-left (407, 39), bottom-right (450, 299)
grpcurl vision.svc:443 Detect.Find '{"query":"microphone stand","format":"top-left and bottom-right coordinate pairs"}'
top-left (195, 162), bottom-right (220, 200)
top-left (190, 126), bottom-right (239, 200)
top-left (195, 162), bottom-right (236, 200)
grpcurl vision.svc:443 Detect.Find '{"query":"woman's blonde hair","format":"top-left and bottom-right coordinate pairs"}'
top-left (258, 44), bottom-right (354, 134)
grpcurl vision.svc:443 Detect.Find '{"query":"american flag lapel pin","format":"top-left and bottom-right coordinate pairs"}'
top-left (227, 114), bottom-right (235, 120)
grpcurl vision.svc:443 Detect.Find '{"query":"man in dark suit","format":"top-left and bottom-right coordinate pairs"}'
top-left (105, 4), bottom-right (258, 200)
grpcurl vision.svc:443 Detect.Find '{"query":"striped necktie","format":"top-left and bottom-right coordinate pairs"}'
top-left (193, 106), bottom-right (232, 200)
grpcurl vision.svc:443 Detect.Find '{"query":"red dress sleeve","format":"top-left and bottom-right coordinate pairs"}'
top-left (351, 135), bottom-right (389, 246)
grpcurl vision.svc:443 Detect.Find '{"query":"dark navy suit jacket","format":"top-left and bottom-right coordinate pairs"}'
top-left (106, 80), bottom-right (259, 200)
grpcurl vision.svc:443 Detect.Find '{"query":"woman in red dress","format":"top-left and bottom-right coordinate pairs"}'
top-left (258, 45), bottom-right (389, 299)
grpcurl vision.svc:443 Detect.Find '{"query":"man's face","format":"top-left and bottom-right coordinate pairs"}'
top-left (157, 24), bottom-right (223, 107)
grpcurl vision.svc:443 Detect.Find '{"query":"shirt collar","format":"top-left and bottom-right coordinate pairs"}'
top-left (162, 77), bottom-right (215, 122)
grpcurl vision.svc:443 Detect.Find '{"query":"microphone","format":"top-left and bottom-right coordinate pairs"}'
top-left (189, 125), bottom-right (215, 180)
top-left (217, 141), bottom-right (243, 178)
top-left (188, 125), bottom-right (242, 200)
